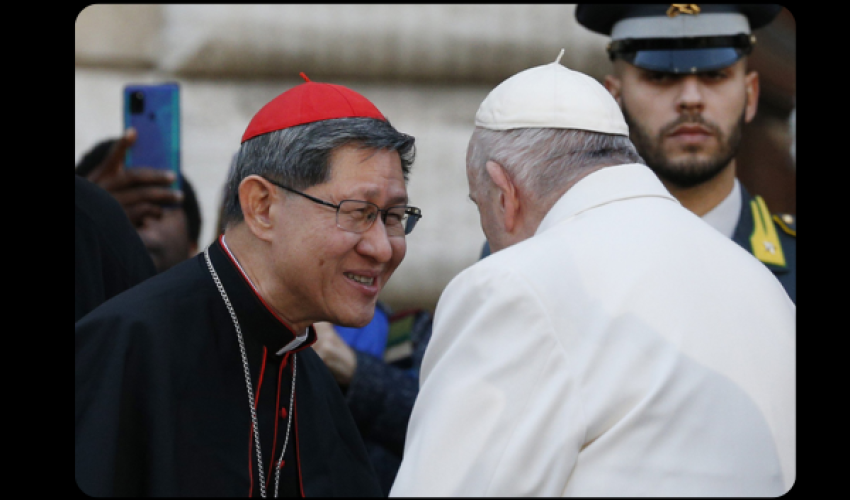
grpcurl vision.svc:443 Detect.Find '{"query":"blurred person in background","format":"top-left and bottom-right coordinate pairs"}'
top-left (788, 104), bottom-right (795, 167)
top-left (76, 128), bottom-right (183, 228)
top-left (76, 130), bottom-right (202, 273)
top-left (75, 172), bottom-right (156, 322)
top-left (312, 304), bottom-right (432, 496)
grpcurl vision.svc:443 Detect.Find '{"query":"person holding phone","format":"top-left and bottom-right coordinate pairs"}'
top-left (76, 132), bottom-right (202, 273)
top-left (77, 127), bottom-right (184, 227)
top-left (76, 76), bottom-right (419, 497)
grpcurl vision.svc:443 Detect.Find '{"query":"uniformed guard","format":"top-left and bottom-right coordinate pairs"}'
top-left (575, 4), bottom-right (795, 303)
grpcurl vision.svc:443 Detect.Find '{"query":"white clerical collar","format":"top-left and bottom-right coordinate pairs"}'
top-left (701, 178), bottom-right (742, 239)
top-left (220, 235), bottom-right (309, 355)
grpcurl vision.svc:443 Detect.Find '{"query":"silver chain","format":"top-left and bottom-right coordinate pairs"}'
top-left (274, 356), bottom-right (296, 498)
top-left (205, 246), bottom-right (296, 498)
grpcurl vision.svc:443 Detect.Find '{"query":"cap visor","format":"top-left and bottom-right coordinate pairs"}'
top-left (629, 48), bottom-right (745, 73)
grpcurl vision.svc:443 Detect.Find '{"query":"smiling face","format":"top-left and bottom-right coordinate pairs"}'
top-left (270, 144), bottom-right (408, 329)
top-left (607, 59), bottom-right (758, 189)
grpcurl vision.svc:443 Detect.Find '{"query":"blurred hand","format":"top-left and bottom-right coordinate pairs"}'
top-left (85, 127), bottom-right (183, 227)
top-left (312, 322), bottom-right (357, 386)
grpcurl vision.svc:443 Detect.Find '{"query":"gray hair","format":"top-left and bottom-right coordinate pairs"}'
top-left (467, 127), bottom-right (644, 202)
top-left (222, 117), bottom-right (415, 226)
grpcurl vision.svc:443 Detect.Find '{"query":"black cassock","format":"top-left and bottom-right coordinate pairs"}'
top-left (75, 175), bottom-right (156, 322)
top-left (76, 238), bottom-right (382, 496)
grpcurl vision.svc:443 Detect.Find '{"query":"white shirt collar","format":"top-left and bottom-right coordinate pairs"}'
top-left (700, 178), bottom-right (742, 239)
top-left (536, 164), bottom-right (678, 235)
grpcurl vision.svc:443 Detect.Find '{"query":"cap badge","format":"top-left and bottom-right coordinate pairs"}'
top-left (667, 4), bottom-right (701, 17)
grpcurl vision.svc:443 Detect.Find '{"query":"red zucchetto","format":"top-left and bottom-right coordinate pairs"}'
top-left (241, 72), bottom-right (387, 143)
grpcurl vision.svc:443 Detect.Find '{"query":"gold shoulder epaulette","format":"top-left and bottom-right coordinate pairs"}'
top-left (750, 196), bottom-right (786, 268)
top-left (773, 213), bottom-right (797, 237)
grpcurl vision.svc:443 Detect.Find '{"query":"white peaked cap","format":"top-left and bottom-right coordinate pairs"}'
top-left (475, 49), bottom-right (629, 136)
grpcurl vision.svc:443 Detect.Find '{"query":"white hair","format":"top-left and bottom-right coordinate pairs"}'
top-left (467, 127), bottom-right (644, 202)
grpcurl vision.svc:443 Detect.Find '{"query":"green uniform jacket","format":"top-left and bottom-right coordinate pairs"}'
top-left (732, 186), bottom-right (796, 304)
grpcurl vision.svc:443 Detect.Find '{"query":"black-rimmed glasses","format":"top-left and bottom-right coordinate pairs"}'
top-left (262, 177), bottom-right (422, 236)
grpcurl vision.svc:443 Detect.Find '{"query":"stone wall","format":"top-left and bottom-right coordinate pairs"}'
top-left (75, 5), bottom-right (795, 313)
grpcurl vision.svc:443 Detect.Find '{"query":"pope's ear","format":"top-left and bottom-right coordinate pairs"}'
top-left (485, 160), bottom-right (520, 233)
top-left (238, 175), bottom-right (277, 241)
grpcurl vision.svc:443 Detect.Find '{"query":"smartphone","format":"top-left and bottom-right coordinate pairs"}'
top-left (123, 82), bottom-right (181, 189)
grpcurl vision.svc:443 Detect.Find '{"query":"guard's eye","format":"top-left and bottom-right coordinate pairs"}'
top-left (701, 70), bottom-right (730, 82)
top-left (643, 70), bottom-right (676, 83)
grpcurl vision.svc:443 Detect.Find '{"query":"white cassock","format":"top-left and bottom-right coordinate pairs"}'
top-left (390, 163), bottom-right (795, 497)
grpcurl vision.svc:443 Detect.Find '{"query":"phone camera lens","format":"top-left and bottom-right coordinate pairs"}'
top-left (130, 91), bottom-right (145, 114)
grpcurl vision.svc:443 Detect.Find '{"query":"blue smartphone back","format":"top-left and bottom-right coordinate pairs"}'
top-left (123, 83), bottom-right (181, 188)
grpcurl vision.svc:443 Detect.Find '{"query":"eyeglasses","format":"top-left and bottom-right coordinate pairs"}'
top-left (262, 177), bottom-right (422, 236)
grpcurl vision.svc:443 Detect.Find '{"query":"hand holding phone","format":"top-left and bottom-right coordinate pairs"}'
top-left (84, 127), bottom-right (183, 226)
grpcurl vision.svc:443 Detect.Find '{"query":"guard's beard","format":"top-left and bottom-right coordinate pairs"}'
top-left (623, 106), bottom-right (745, 189)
